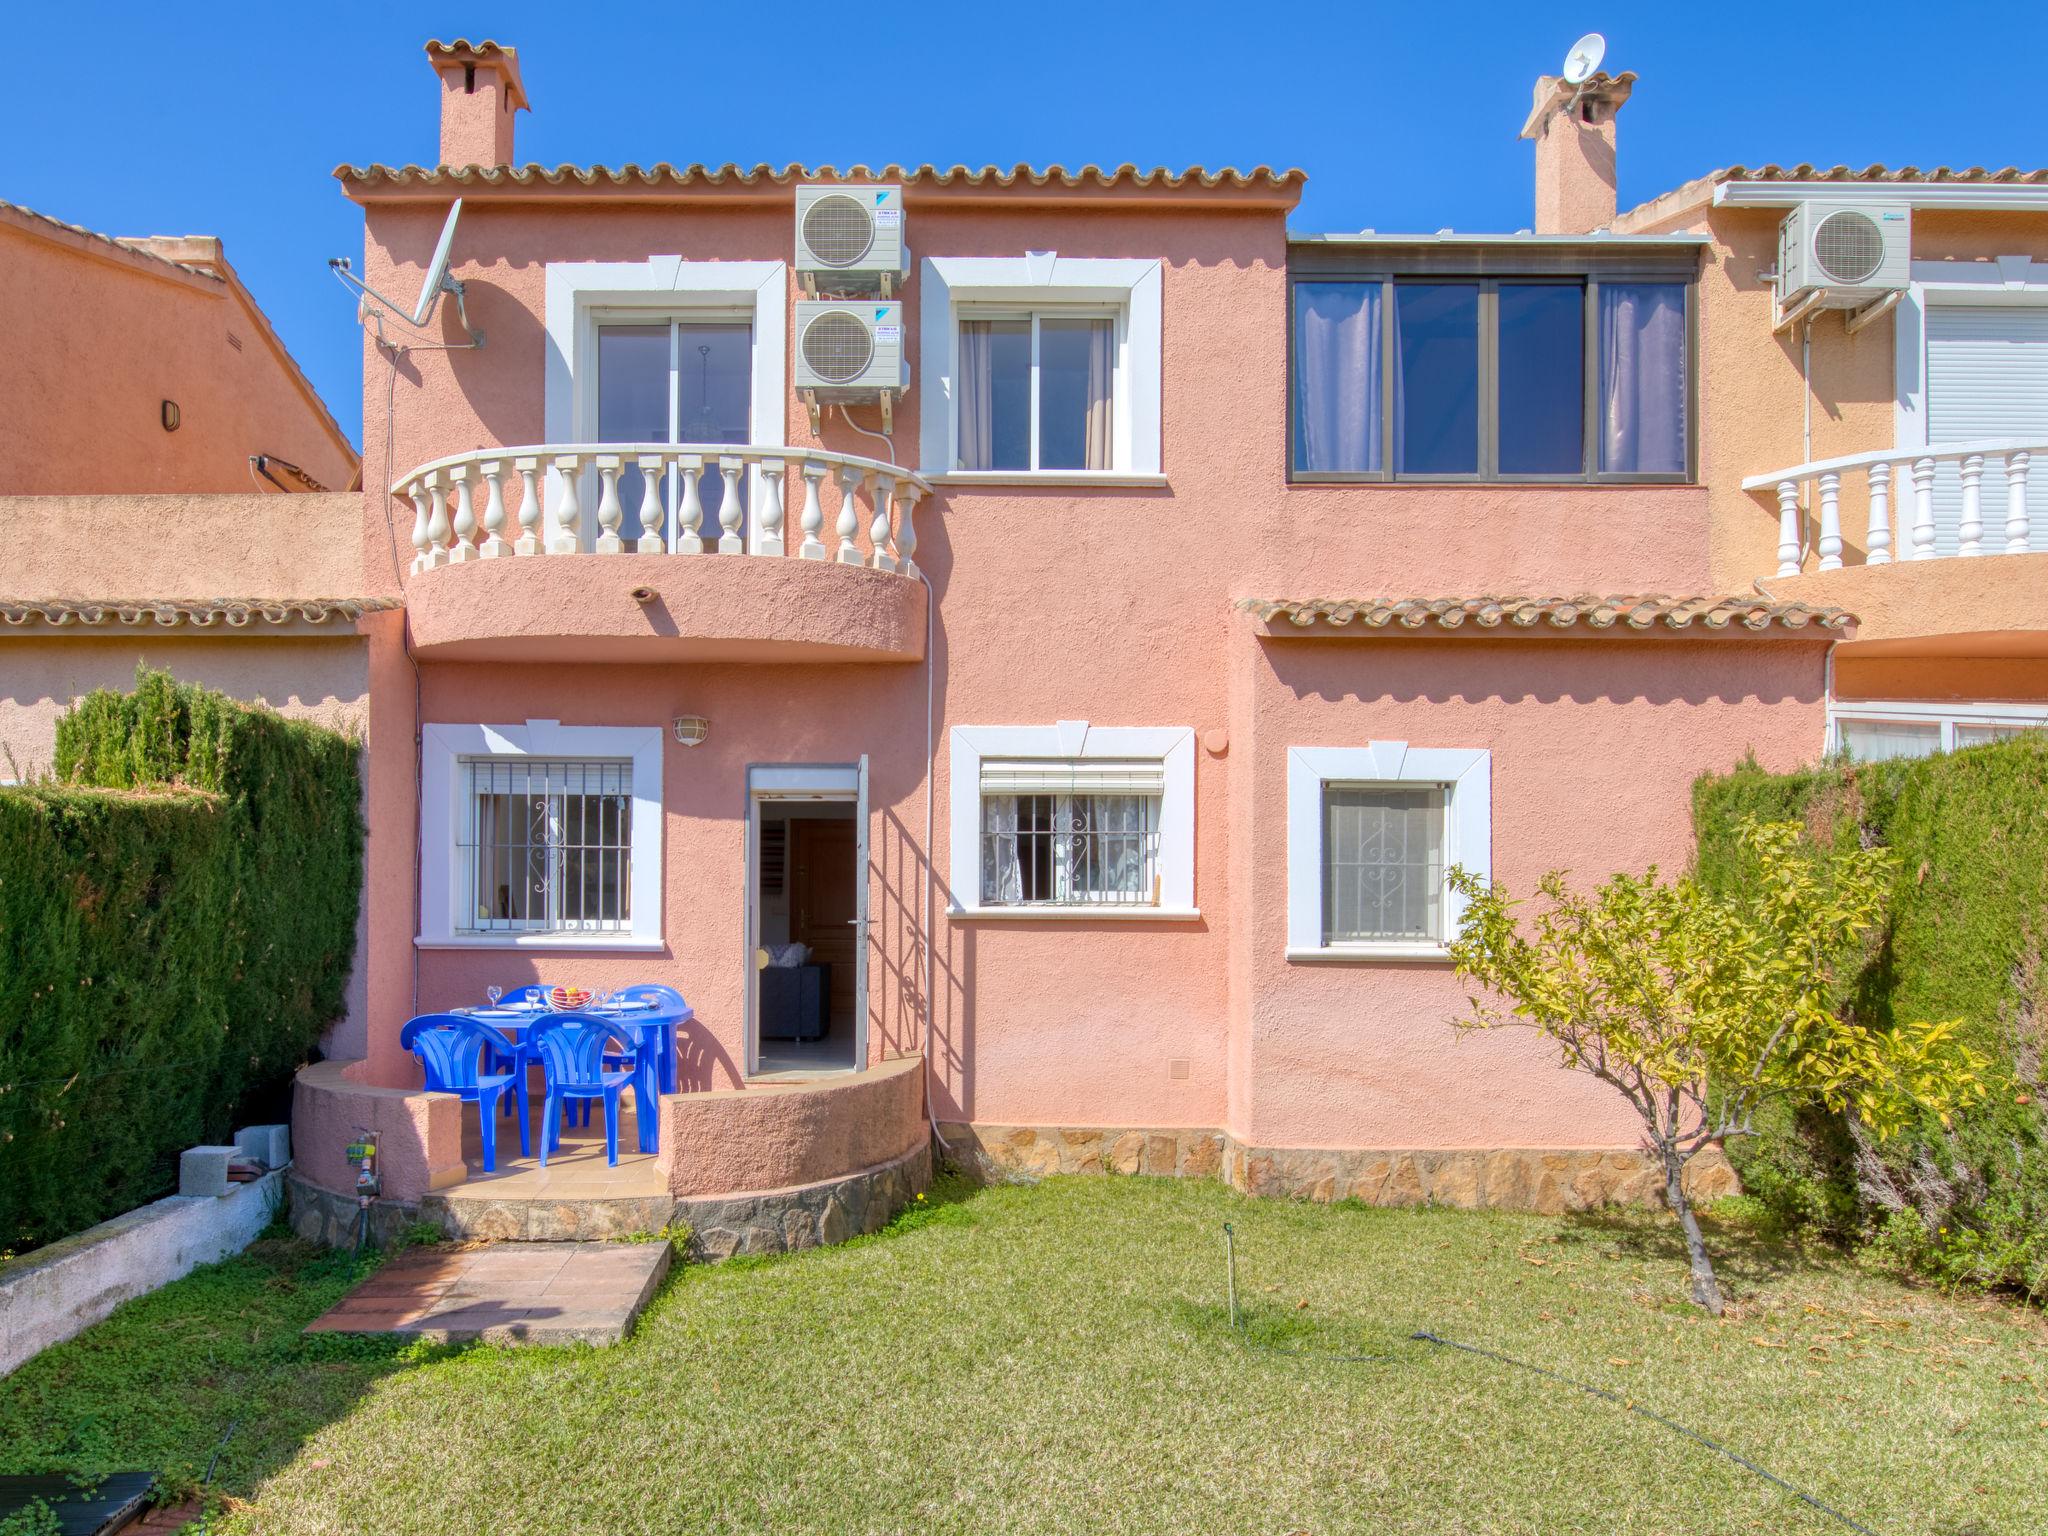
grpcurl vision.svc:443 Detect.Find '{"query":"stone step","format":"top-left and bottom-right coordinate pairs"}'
top-left (302, 1241), bottom-right (670, 1347)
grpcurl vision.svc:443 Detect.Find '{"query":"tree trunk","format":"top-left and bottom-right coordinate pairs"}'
top-left (1663, 1148), bottom-right (1725, 1316)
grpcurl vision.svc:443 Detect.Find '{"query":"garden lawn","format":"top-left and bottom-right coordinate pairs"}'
top-left (3, 1176), bottom-right (2045, 1535)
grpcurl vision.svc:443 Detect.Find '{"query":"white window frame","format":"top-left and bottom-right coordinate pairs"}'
top-left (1286, 743), bottom-right (1490, 963)
top-left (1829, 699), bottom-right (2048, 757)
top-left (1893, 255), bottom-right (2048, 451)
top-left (544, 256), bottom-right (786, 550)
top-left (419, 720), bottom-right (665, 951)
top-left (920, 254), bottom-right (1164, 485)
top-left (948, 721), bottom-right (1195, 920)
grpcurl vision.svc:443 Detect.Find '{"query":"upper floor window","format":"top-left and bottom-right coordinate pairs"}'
top-left (957, 313), bottom-right (1117, 472)
top-left (1289, 275), bottom-right (1692, 483)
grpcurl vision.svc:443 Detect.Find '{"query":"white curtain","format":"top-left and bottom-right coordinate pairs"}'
top-left (958, 321), bottom-right (995, 470)
top-left (1292, 283), bottom-right (1380, 472)
top-left (1600, 284), bottom-right (1687, 474)
top-left (980, 795), bottom-right (1022, 904)
top-left (1084, 319), bottom-right (1115, 470)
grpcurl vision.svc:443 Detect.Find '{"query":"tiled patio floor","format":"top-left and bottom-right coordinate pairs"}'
top-left (303, 1241), bottom-right (670, 1346)
top-left (453, 1095), bottom-right (666, 1198)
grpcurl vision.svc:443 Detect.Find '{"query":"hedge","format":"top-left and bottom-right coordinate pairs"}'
top-left (1694, 738), bottom-right (2048, 1298)
top-left (0, 668), bottom-right (362, 1252)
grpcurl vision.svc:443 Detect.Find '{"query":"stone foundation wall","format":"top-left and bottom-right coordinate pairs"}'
top-left (944, 1123), bottom-right (1737, 1214)
top-left (286, 1141), bottom-right (932, 1261)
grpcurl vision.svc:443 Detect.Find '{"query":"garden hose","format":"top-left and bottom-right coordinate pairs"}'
top-left (1219, 1223), bottom-right (1879, 1535)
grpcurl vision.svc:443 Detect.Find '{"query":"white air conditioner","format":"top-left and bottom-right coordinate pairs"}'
top-left (795, 185), bottom-right (907, 294)
top-left (794, 301), bottom-right (907, 399)
top-left (1776, 202), bottom-right (1911, 310)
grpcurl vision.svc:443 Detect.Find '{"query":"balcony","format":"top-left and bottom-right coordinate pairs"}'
top-left (1744, 438), bottom-right (2048, 654)
top-left (391, 444), bottom-right (931, 663)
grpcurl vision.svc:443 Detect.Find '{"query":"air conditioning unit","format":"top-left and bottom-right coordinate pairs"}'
top-left (794, 301), bottom-right (907, 428)
top-left (795, 185), bottom-right (907, 295)
top-left (1776, 202), bottom-right (1911, 310)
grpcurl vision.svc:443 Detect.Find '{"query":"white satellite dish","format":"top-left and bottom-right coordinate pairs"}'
top-left (326, 198), bottom-right (481, 347)
top-left (1562, 32), bottom-right (1606, 86)
top-left (411, 199), bottom-right (464, 327)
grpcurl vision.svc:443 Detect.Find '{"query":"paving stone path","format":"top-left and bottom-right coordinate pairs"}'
top-left (304, 1241), bottom-right (670, 1346)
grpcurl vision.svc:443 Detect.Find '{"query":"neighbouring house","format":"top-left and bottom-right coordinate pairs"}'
top-left (20, 38), bottom-right (2046, 1254)
top-left (0, 199), bottom-right (375, 1025)
top-left (1612, 140), bottom-right (2048, 751)
top-left (0, 199), bottom-right (358, 495)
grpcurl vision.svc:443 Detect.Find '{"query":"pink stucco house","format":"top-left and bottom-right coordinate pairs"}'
top-left (10, 41), bottom-right (2046, 1256)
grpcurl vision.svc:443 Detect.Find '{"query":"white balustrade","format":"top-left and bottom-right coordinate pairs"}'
top-left (893, 482), bottom-right (922, 575)
top-left (408, 487), bottom-right (431, 573)
top-left (448, 465), bottom-right (477, 563)
top-left (514, 457), bottom-right (542, 556)
top-left (758, 459), bottom-right (786, 557)
top-left (2005, 452), bottom-right (2031, 555)
top-left (636, 456), bottom-right (666, 554)
top-left (676, 456), bottom-right (706, 555)
top-left (393, 443), bottom-right (934, 574)
top-left (1865, 462), bottom-right (1891, 566)
top-left (1744, 437), bottom-right (2048, 577)
top-left (870, 475), bottom-right (897, 573)
top-left (718, 458), bottom-right (744, 554)
top-left (424, 472), bottom-right (451, 569)
top-left (835, 465), bottom-right (864, 566)
top-left (799, 461), bottom-right (828, 560)
top-left (478, 459), bottom-right (510, 559)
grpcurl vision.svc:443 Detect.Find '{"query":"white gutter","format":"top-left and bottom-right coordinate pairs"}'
top-left (1713, 181), bottom-right (2048, 212)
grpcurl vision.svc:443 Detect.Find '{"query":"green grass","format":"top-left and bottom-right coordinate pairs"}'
top-left (5, 1180), bottom-right (2047, 1535)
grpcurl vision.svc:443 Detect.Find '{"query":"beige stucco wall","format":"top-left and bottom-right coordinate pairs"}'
top-left (1, 492), bottom-right (368, 599)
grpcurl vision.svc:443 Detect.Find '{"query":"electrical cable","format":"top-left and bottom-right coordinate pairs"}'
top-left (1409, 1331), bottom-right (1881, 1535)
top-left (1219, 1224), bottom-right (1880, 1535)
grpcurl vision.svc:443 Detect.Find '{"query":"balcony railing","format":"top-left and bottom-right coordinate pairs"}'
top-left (391, 444), bottom-right (930, 576)
top-left (1744, 438), bottom-right (2048, 576)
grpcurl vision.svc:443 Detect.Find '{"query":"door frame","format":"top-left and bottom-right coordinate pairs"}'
top-left (743, 762), bottom-right (868, 1077)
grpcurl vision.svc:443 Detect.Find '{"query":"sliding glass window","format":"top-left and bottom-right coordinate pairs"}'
top-left (1290, 276), bottom-right (1691, 483)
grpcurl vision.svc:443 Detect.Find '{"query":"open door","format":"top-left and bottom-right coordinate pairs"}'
top-left (854, 753), bottom-right (870, 1069)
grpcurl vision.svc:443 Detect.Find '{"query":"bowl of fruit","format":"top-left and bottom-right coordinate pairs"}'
top-left (548, 984), bottom-right (592, 1011)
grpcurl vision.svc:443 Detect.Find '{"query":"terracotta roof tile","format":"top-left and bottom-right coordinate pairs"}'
top-left (1618, 164), bottom-right (2048, 230)
top-left (1711, 163), bottom-right (2048, 186)
top-left (0, 598), bottom-right (400, 632)
top-left (1238, 594), bottom-right (1854, 636)
top-left (335, 162), bottom-right (1306, 197)
top-left (0, 199), bottom-right (219, 280)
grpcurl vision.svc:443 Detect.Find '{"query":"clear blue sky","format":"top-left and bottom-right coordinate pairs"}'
top-left (6, 1), bottom-right (2043, 445)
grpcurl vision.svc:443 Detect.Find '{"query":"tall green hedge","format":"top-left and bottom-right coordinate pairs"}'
top-left (1694, 739), bottom-right (2048, 1297)
top-left (0, 668), bottom-right (362, 1251)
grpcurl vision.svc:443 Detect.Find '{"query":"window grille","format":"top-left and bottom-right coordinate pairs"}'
top-left (460, 758), bottom-right (633, 934)
top-left (979, 759), bottom-right (1162, 907)
top-left (1322, 785), bottom-right (1444, 943)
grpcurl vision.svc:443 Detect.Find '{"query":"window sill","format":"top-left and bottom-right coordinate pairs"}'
top-left (948, 904), bottom-right (1202, 923)
top-left (416, 934), bottom-right (669, 952)
top-left (1285, 943), bottom-right (1454, 964)
top-left (924, 471), bottom-right (1170, 489)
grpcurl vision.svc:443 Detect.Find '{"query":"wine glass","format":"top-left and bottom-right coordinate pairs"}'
top-left (592, 987), bottom-right (613, 1011)
top-left (485, 984), bottom-right (503, 1010)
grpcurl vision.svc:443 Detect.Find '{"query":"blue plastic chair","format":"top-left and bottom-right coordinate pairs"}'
top-left (613, 983), bottom-right (692, 1094)
top-left (399, 1013), bottom-right (530, 1173)
top-left (527, 1013), bottom-right (643, 1167)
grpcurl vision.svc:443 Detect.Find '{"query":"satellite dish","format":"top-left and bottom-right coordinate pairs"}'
top-left (1562, 32), bottom-right (1606, 86)
top-left (411, 200), bottom-right (464, 327)
top-left (325, 197), bottom-right (481, 346)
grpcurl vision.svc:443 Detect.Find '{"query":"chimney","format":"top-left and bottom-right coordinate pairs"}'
top-left (425, 39), bottom-right (529, 169)
top-left (1518, 71), bottom-right (1635, 234)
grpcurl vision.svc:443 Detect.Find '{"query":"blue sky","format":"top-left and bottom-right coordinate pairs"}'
top-left (6, 1), bottom-right (2043, 445)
